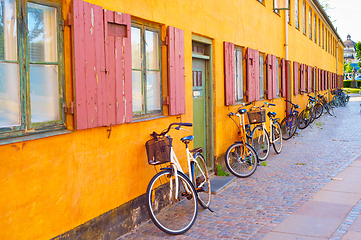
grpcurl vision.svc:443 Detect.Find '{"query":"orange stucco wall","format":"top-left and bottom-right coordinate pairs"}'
top-left (0, 0), bottom-right (343, 239)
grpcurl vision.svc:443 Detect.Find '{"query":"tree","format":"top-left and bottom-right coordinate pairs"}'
top-left (345, 62), bottom-right (353, 73)
top-left (355, 41), bottom-right (361, 70)
top-left (320, 0), bottom-right (336, 23)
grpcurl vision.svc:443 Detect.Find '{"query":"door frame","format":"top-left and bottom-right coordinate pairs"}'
top-left (191, 35), bottom-right (214, 170)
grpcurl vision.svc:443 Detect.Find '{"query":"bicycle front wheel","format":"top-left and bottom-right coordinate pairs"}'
top-left (251, 125), bottom-right (270, 161)
top-left (280, 115), bottom-right (298, 140)
top-left (314, 103), bottom-right (323, 119)
top-left (225, 142), bottom-right (258, 178)
top-left (192, 153), bottom-right (211, 208)
top-left (298, 109), bottom-right (312, 129)
top-left (146, 170), bottom-right (198, 235)
top-left (272, 122), bottom-right (282, 154)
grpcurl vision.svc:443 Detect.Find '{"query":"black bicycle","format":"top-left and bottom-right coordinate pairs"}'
top-left (280, 99), bottom-right (300, 140)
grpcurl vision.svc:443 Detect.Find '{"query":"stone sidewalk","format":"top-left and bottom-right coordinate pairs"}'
top-left (118, 95), bottom-right (361, 240)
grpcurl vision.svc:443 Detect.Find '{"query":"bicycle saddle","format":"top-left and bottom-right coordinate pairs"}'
top-left (238, 109), bottom-right (247, 114)
top-left (181, 135), bottom-right (194, 143)
top-left (267, 111), bottom-right (276, 118)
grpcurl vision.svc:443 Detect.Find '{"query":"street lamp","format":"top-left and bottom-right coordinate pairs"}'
top-left (273, 0), bottom-right (290, 10)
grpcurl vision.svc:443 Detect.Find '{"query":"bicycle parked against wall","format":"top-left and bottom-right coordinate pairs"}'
top-left (280, 99), bottom-right (300, 140)
top-left (317, 93), bottom-right (334, 116)
top-left (145, 123), bottom-right (212, 235)
top-left (297, 92), bottom-right (315, 129)
top-left (225, 102), bottom-right (258, 178)
top-left (250, 102), bottom-right (283, 161)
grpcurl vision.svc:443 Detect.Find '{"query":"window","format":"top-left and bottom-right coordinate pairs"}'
top-left (318, 19), bottom-right (321, 46)
top-left (259, 54), bottom-right (265, 99)
top-left (235, 47), bottom-right (244, 102)
top-left (276, 58), bottom-right (280, 97)
top-left (314, 14), bottom-right (317, 43)
top-left (322, 25), bottom-right (324, 49)
top-left (295, 0), bottom-right (299, 29)
top-left (131, 23), bottom-right (162, 117)
top-left (309, 9), bottom-right (312, 39)
top-left (0, 0), bottom-right (63, 138)
top-left (286, 10), bottom-right (290, 24)
top-left (303, 1), bottom-right (306, 34)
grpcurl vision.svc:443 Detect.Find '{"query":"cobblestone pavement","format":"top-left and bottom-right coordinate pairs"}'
top-left (118, 95), bottom-right (361, 240)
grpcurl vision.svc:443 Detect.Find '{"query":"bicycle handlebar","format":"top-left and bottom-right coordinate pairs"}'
top-left (284, 99), bottom-right (299, 108)
top-left (151, 122), bottom-right (193, 138)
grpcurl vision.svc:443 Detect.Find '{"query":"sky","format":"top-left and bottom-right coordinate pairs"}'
top-left (324, 0), bottom-right (361, 42)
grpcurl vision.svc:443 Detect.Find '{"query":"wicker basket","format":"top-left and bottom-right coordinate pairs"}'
top-left (145, 137), bottom-right (172, 165)
top-left (247, 109), bottom-right (266, 124)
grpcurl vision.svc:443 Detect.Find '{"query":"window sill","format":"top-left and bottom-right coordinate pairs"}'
top-left (132, 115), bottom-right (168, 123)
top-left (0, 129), bottom-right (73, 146)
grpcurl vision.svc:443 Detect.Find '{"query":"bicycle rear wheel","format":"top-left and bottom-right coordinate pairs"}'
top-left (272, 122), bottom-right (282, 154)
top-left (298, 109), bottom-right (312, 129)
top-left (280, 115), bottom-right (298, 140)
top-left (251, 125), bottom-right (270, 161)
top-left (146, 169), bottom-right (198, 235)
top-left (192, 153), bottom-right (211, 208)
top-left (324, 103), bottom-right (334, 116)
top-left (225, 142), bottom-right (258, 178)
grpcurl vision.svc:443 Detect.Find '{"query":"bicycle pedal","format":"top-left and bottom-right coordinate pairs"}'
top-left (196, 187), bottom-right (205, 193)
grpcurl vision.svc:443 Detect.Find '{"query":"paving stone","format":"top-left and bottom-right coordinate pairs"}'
top-left (117, 96), bottom-right (361, 239)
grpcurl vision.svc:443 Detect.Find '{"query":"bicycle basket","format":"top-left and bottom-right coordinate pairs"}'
top-left (247, 109), bottom-right (266, 124)
top-left (145, 137), bottom-right (172, 165)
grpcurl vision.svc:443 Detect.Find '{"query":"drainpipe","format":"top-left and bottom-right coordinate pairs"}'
top-left (285, 12), bottom-right (290, 115)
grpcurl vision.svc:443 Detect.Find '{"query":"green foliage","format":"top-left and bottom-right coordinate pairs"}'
top-left (216, 164), bottom-right (229, 176)
top-left (345, 62), bottom-right (353, 73)
top-left (343, 80), bottom-right (361, 88)
top-left (355, 42), bottom-right (361, 70)
top-left (259, 161), bottom-right (267, 166)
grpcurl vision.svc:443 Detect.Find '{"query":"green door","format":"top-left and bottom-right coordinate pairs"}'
top-left (192, 59), bottom-right (206, 154)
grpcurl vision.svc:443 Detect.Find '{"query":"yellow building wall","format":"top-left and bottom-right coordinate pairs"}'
top-left (0, 0), bottom-right (343, 239)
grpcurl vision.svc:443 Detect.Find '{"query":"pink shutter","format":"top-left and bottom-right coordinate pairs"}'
top-left (293, 61), bottom-right (299, 95)
top-left (312, 67), bottom-right (316, 92)
top-left (72, 0), bottom-right (105, 130)
top-left (224, 42), bottom-right (235, 106)
top-left (281, 58), bottom-right (286, 97)
top-left (246, 48), bottom-right (260, 102)
top-left (168, 26), bottom-right (185, 115)
top-left (341, 75), bottom-right (344, 88)
top-left (285, 61), bottom-right (291, 115)
top-left (307, 65), bottom-right (312, 93)
top-left (266, 54), bottom-right (273, 99)
top-left (300, 64), bottom-right (305, 94)
top-left (104, 10), bottom-right (132, 125)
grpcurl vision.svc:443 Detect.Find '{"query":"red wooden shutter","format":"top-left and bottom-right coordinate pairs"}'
top-left (281, 58), bottom-right (286, 97)
top-left (293, 61), bottom-right (299, 95)
top-left (168, 26), bottom-right (185, 115)
top-left (300, 64), bottom-right (305, 94)
top-left (266, 54), bottom-right (273, 99)
top-left (272, 55), bottom-right (277, 98)
top-left (341, 75), bottom-right (344, 88)
top-left (307, 65), bottom-right (312, 92)
top-left (224, 42), bottom-right (235, 106)
top-left (285, 60), bottom-right (291, 115)
top-left (72, 0), bottom-right (131, 130)
top-left (312, 67), bottom-right (316, 92)
top-left (104, 10), bottom-right (132, 125)
top-left (246, 48), bottom-right (260, 102)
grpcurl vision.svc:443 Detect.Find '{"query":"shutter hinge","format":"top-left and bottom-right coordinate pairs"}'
top-left (164, 96), bottom-right (170, 105)
top-left (163, 36), bottom-right (169, 46)
top-left (63, 102), bottom-right (74, 114)
top-left (61, 13), bottom-right (72, 31)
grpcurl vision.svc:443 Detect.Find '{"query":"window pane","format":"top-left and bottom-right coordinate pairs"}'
top-left (28, 3), bottom-right (57, 63)
top-left (295, 0), bottom-right (299, 29)
top-left (0, 0), bottom-right (17, 61)
top-left (235, 49), bottom-right (243, 101)
top-left (276, 59), bottom-right (280, 97)
top-left (146, 71), bottom-right (160, 112)
top-left (131, 27), bottom-right (141, 69)
top-left (145, 30), bottom-right (159, 70)
top-left (259, 55), bottom-right (264, 99)
top-left (29, 64), bottom-right (60, 123)
top-left (0, 62), bottom-right (20, 127)
top-left (132, 70), bottom-right (142, 113)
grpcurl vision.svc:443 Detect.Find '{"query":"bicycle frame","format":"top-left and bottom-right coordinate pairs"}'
top-left (168, 144), bottom-right (207, 202)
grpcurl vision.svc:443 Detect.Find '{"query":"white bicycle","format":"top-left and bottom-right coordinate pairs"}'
top-left (145, 122), bottom-right (212, 235)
